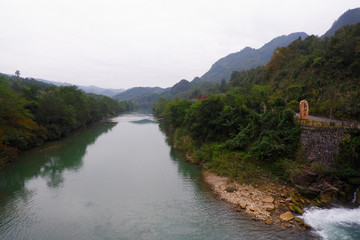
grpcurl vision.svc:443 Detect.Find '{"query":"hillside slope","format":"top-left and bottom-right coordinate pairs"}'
top-left (324, 7), bottom-right (360, 37)
top-left (200, 32), bottom-right (308, 83)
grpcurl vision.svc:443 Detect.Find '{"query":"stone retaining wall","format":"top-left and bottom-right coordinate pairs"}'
top-left (300, 126), bottom-right (349, 167)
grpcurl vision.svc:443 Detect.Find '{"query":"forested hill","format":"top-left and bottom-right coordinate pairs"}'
top-left (0, 75), bottom-right (135, 167)
top-left (200, 32), bottom-right (308, 83)
top-left (229, 22), bottom-right (360, 122)
top-left (113, 86), bottom-right (166, 101)
top-left (152, 23), bottom-right (360, 192)
top-left (324, 7), bottom-right (360, 37)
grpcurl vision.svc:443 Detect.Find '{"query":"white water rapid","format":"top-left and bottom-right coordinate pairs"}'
top-left (302, 207), bottom-right (360, 240)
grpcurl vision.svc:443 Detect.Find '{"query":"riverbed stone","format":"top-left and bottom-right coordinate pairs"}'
top-left (265, 219), bottom-right (273, 225)
top-left (263, 203), bottom-right (275, 211)
top-left (279, 211), bottom-right (294, 222)
top-left (294, 217), bottom-right (304, 225)
top-left (249, 206), bottom-right (258, 212)
top-left (263, 196), bottom-right (274, 203)
top-left (289, 205), bottom-right (303, 214)
top-left (239, 202), bottom-right (247, 209)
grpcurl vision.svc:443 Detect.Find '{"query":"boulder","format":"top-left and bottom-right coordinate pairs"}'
top-left (295, 185), bottom-right (320, 199)
top-left (280, 211), bottom-right (294, 222)
top-left (289, 170), bottom-right (318, 187)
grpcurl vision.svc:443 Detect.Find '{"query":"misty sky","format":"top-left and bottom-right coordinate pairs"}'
top-left (0, 0), bottom-right (359, 89)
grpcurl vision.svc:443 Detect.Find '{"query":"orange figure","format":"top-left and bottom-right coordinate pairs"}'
top-left (299, 100), bottom-right (309, 120)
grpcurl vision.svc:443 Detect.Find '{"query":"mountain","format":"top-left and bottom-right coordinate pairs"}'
top-left (35, 78), bottom-right (124, 97)
top-left (76, 85), bottom-right (124, 97)
top-left (200, 32), bottom-right (309, 83)
top-left (113, 86), bottom-right (166, 100)
top-left (324, 8), bottom-right (360, 37)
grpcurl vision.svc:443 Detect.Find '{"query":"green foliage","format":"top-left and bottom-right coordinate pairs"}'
top-left (0, 75), bottom-right (134, 166)
top-left (163, 99), bottom-right (192, 128)
top-left (263, 23), bottom-right (360, 121)
top-left (227, 23), bottom-right (360, 122)
top-left (335, 132), bottom-right (360, 184)
top-left (155, 82), bottom-right (300, 163)
top-left (184, 96), bottom-right (226, 143)
top-left (152, 23), bottom-right (360, 185)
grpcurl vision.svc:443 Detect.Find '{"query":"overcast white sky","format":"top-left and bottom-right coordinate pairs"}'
top-left (0, 0), bottom-right (359, 89)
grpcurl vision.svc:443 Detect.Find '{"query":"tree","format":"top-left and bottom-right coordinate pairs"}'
top-left (15, 70), bottom-right (20, 78)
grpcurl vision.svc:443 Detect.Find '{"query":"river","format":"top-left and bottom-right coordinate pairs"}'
top-left (0, 113), bottom-right (352, 240)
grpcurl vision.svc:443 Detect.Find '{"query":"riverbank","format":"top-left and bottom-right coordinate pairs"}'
top-left (0, 114), bottom-right (122, 170)
top-left (167, 127), bottom-right (312, 230)
top-left (203, 171), bottom-right (311, 230)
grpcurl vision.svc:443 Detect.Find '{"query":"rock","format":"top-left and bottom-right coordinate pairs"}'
top-left (295, 185), bottom-right (320, 199)
top-left (263, 203), bottom-right (275, 211)
top-left (319, 192), bottom-right (334, 203)
top-left (295, 217), bottom-right (304, 225)
top-left (289, 205), bottom-right (303, 214)
top-left (265, 219), bottom-right (273, 225)
top-left (303, 223), bottom-right (312, 229)
top-left (290, 170), bottom-right (318, 187)
top-left (263, 196), bottom-right (274, 203)
top-left (280, 211), bottom-right (294, 222)
top-left (239, 202), bottom-right (247, 209)
top-left (249, 206), bottom-right (259, 212)
top-left (321, 182), bottom-right (339, 194)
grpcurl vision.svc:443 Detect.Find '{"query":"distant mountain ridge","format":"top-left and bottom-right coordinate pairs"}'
top-left (35, 78), bottom-right (125, 97)
top-left (324, 8), bottom-right (360, 37)
top-left (200, 32), bottom-right (309, 83)
top-left (113, 86), bottom-right (166, 101)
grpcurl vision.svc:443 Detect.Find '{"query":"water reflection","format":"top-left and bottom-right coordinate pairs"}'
top-left (130, 119), bottom-right (156, 124)
top-left (0, 122), bottom-right (117, 201)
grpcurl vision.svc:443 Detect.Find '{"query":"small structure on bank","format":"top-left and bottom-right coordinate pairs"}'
top-left (299, 100), bottom-right (309, 120)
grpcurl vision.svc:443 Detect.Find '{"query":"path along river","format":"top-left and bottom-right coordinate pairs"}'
top-left (0, 113), bottom-right (356, 239)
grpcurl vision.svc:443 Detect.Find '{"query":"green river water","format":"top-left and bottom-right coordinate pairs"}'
top-left (0, 113), bottom-right (317, 239)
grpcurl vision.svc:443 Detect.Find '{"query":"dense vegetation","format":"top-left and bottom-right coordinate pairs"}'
top-left (153, 23), bottom-right (360, 184)
top-left (153, 88), bottom-right (301, 182)
top-left (0, 75), bottom-right (135, 167)
top-left (229, 23), bottom-right (360, 122)
top-left (336, 130), bottom-right (360, 185)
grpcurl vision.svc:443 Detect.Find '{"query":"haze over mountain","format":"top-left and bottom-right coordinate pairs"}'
top-left (35, 78), bottom-right (124, 97)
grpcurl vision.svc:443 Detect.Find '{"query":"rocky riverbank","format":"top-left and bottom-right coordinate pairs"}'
top-left (203, 171), bottom-right (311, 230)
